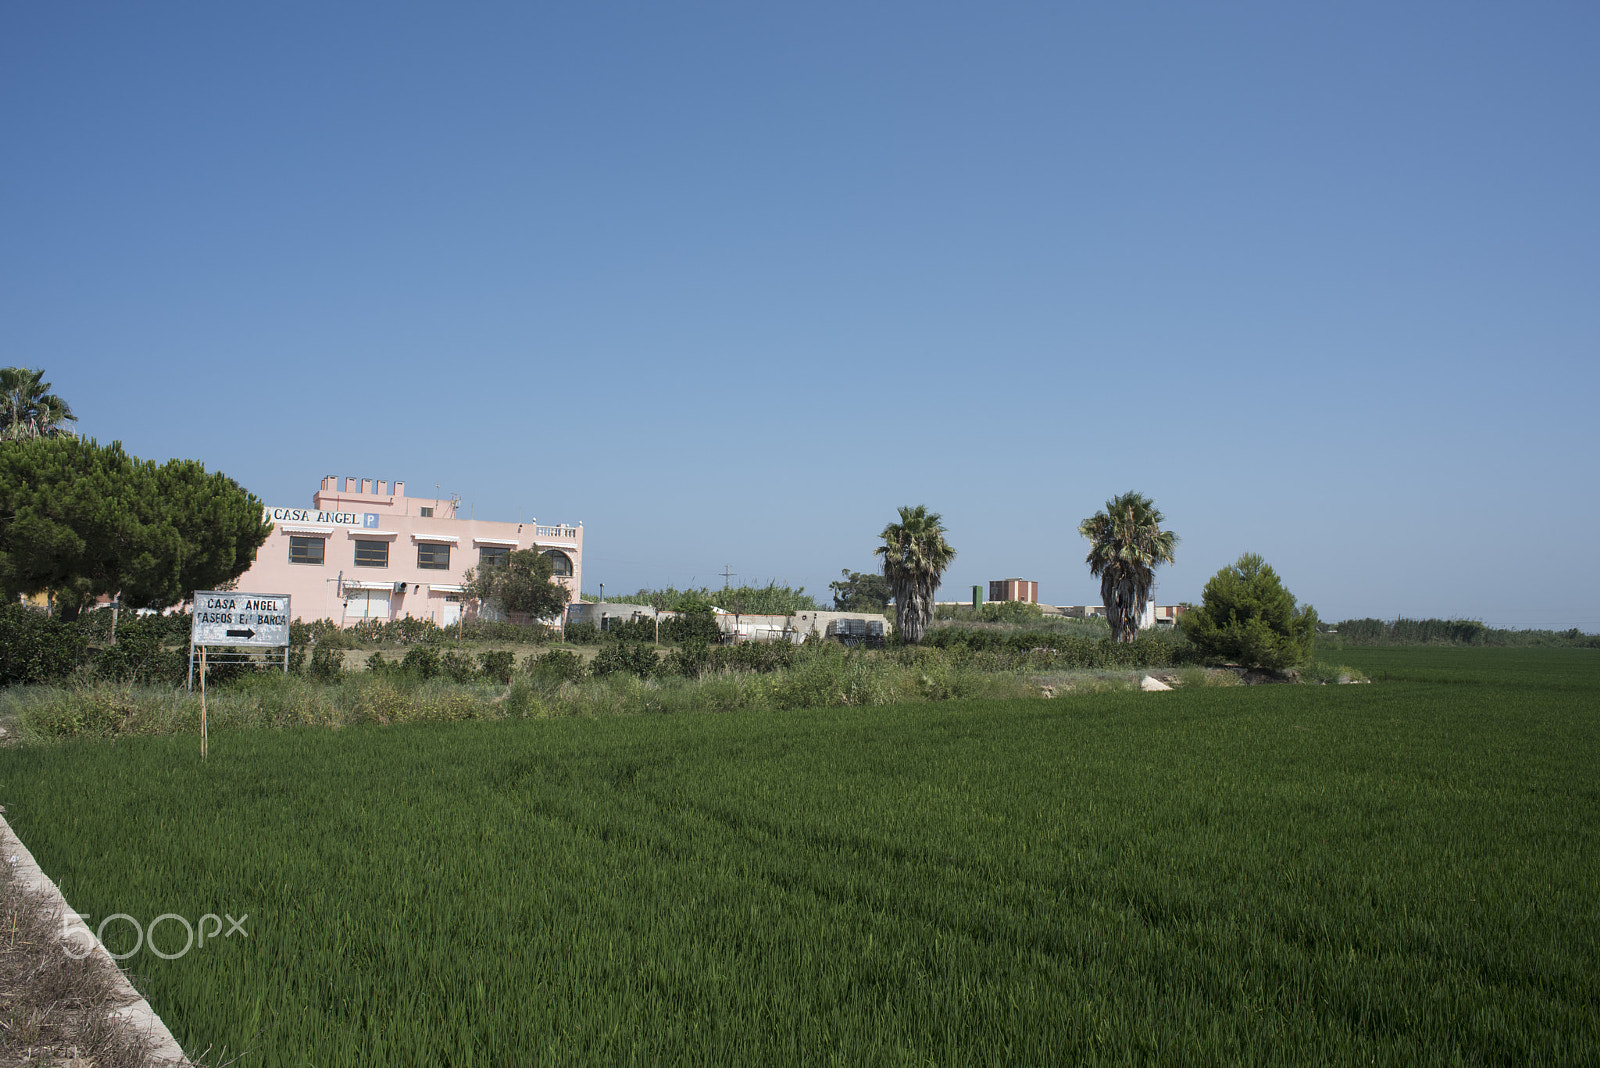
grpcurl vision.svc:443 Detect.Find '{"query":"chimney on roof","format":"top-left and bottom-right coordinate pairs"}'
top-left (377, 480), bottom-right (387, 496)
top-left (394, 481), bottom-right (404, 497)
top-left (362, 478), bottom-right (372, 495)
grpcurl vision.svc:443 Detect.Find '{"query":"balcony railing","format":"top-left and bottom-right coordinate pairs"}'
top-left (534, 524), bottom-right (580, 540)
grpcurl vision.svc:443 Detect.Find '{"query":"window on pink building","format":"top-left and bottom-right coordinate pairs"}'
top-left (289, 536), bottom-right (325, 565)
top-left (354, 540), bottom-right (389, 568)
top-left (417, 543), bottom-right (451, 570)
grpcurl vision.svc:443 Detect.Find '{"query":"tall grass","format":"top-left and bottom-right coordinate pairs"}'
top-left (6, 636), bottom-right (1201, 742)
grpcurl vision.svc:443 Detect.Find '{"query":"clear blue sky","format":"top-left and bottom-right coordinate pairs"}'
top-left (4, 2), bottom-right (1596, 629)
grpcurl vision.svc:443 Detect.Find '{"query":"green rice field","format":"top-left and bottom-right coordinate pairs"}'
top-left (1, 647), bottom-right (1595, 1066)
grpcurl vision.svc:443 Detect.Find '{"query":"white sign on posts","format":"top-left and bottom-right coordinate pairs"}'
top-left (190, 592), bottom-right (292, 647)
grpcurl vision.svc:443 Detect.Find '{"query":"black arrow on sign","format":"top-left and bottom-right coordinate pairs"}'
top-left (226, 628), bottom-right (256, 639)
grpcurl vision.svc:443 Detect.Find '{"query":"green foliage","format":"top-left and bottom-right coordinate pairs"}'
top-left (464, 548), bottom-right (572, 624)
top-left (828, 569), bottom-right (892, 612)
top-left (660, 598), bottom-right (721, 645)
top-left (657, 634), bottom-right (798, 679)
top-left (599, 616), bottom-right (657, 643)
top-left (401, 646), bottom-right (443, 680)
top-left (309, 644), bottom-right (345, 684)
top-left (0, 437), bottom-right (268, 619)
top-left (439, 650), bottom-right (478, 683)
top-left (933, 600), bottom-right (1044, 624)
top-left (0, 603), bottom-right (86, 685)
top-left (301, 616), bottom-right (554, 649)
top-left (478, 649), bottom-right (516, 684)
top-left (563, 621), bottom-right (599, 645)
top-left (875, 505), bottom-right (956, 645)
top-left (590, 641), bottom-right (659, 679)
top-left (453, 618), bottom-right (557, 644)
top-left (73, 605), bottom-right (192, 647)
top-left (1181, 552), bottom-right (1318, 670)
top-left (1078, 490), bottom-right (1178, 643)
top-left (601, 582), bottom-right (822, 614)
top-left (709, 639), bottom-right (797, 675)
top-left (923, 624), bottom-right (1195, 669)
top-left (0, 366), bottom-right (76, 441)
top-left (1298, 661), bottom-right (1369, 685)
top-left (1330, 617), bottom-right (1599, 648)
top-left (661, 639), bottom-right (712, 679)
top-left (523, 649), bottom-right (586, 683)
top-left (15, 682), bottom-right (146, 737)
top-left (89, 615), bottom-right (187, 685)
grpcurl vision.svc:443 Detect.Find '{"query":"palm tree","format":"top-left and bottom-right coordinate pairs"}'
top-left (1079, 491), bottom-right (1178, 643)
top-left (1, 367), bottom-right (77, 441)
top-left (875, 505), bottom-right (956, 644)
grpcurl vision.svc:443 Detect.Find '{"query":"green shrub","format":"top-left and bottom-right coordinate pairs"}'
top-left (564, 622), bottom-right (599, 645)
top-left (711, 640), bottom-right (796, 675)
top-left (500, 678), bottom-right (542, 716)
top-left (935, 601), bottom-right (1045, 624)
top-left (524, 649), bottom-right (586, 683)
top-left (439, 650), bottom-right (478, 683)
top-left (1180, 553), bottom-right (1317, 671)
top-left (346, 618), bottom-right (390, 647)
top-left (19, 682), bottom-right (146, 738)
top-left (303, 619), bottom-right (357, 649)
top-left (478, 650), bottom-right (516, 684)
top-left (591, 642), bottom-right (659, 679)
top-left (90, 616), bottom-right (187, 686)
top-left (662, 640), bottom-right (712, 679)
top-left (402, 646), bottom-right (443, 680)
top-left (0, 604), bottom-right (87, 685)
top-left (661, 600), bottom-right (721, 645)
top-left (599, 616), bottom-right (657, 643)
top-left (309, 644), bottom-right (345, 683)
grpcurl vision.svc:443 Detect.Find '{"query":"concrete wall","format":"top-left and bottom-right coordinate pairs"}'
top-left (1054, 604), bottom-right (1186, 627)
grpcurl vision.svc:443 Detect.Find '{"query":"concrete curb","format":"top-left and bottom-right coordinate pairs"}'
top-left (1, 812), bottom-right (191, 1066)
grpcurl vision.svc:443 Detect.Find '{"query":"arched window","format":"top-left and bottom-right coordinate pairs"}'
top-left (543, 549), bottom-right (573, 577)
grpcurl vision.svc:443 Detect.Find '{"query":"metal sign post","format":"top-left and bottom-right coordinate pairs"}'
top-left (199, 646), bottom-right (208, 761)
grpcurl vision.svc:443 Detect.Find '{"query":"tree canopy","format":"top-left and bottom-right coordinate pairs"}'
top-left (829, 569), bottom-right (892, 613)
top-left (1180, 553), bottom-right (1318, 671)
top-left (875, 505), bottom-right (956, 644)
top-left (1079, 491), bottom-right (1178, 643)
top-left (1, 367), bottom-right (77, 441)
top-left (0, 437), bottom-right (269, 619)
top-left (464, 548), bottom-right (572, 624)
top-left (587, 583), bottom-right (820, 615)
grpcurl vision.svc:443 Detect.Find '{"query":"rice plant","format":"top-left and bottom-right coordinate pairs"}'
top-left (0, 647), bottom-right (1593, 1066)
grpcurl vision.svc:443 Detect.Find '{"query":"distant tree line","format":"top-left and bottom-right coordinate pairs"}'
top-left (1328, 618), bottom-right (1597, 648)
top-left (583, 582), bottom-right (821, 615)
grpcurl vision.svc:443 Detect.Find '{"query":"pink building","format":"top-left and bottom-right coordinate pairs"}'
top-left (240, 476), bottom-right (582, 626)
